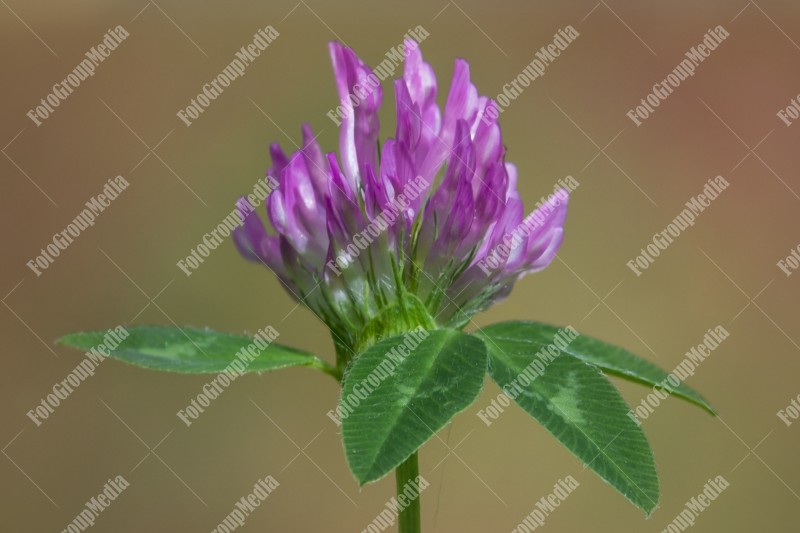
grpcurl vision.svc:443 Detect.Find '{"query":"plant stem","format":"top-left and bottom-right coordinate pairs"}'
top-left (396, 451), bottom-right (421, 533)
top-left (311, 357), bottom-right (342, 381)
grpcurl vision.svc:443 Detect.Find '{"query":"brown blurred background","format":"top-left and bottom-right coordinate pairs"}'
top-left (2, 1), bottom-right (800, 531)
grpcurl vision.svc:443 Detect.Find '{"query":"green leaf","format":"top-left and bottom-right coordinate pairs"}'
top-left (58, 325), bottom-right (334, 376)
top-left (342, 329), bottom-right (487, 485)
top-left (480, 321), bottom-right (714, 414)
top-left (477, 325), bottom-right (660, 515)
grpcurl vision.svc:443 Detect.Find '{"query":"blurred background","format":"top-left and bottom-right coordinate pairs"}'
top-left (2, 0), bottom-right (800, 531)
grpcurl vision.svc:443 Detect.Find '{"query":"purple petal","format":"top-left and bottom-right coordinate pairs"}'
top-left (403, 40), bottom-right (438, 114)
top-left (233, 197), bottom-right (285, 275)
top-left (394, 79), bottom-right (421, 153)
top-left (518, 190), bottom-right (569, 274)
top-left (418, 59), bottom-right (479, 181)
top-left (363, 163), bottom-right (389, 219)
top-left (422, 120), bottom-right (476, 262)
top-left (402, 41), bottom-right (440, 163)
top-left (471, 99), bottom-right (502, 182)
top-left (326, 153), bottom-right (365, 240)
top-left (329, 42), bottom-right (382, 190)
top-left (269, 143), bottom-right (289, 179)
top-left (504, 163), bottom-right (520, 202)
top-left (301, 123), bottom-right (331, 193)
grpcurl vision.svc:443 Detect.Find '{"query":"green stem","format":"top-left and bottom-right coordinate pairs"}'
top-left (396, 452), bottom-right (421, 533)
top-left (310, 357), bottom-right (343, 381)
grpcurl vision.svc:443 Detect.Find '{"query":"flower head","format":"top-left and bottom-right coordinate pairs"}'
top-left (233, 41), bottom-right (568, 353)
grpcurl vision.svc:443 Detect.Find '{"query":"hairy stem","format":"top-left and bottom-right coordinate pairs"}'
top-left (396, 452), bottom-right (421, 533)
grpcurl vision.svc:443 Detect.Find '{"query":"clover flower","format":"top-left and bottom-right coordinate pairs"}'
top-left (61, 39), bottom-right (715, 533)
top-left (233, 41), bottom-right (568, 354)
